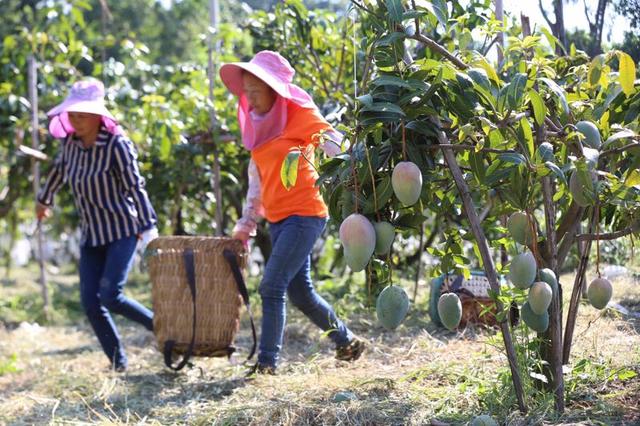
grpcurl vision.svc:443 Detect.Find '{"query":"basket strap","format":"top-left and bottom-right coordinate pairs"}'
top-left (163, 248), bottom-right (197, 371)
top-left (223, 248), bottom-right (257, 361)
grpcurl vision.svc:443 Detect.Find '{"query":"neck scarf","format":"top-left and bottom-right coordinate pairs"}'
top-left (238, 94), bottom-right (288, 151)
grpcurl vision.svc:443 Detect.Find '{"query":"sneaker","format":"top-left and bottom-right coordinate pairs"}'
top-left (245, 362), bottom-right (277, 377)
top-left (336, 337), bottom-right (366, 362)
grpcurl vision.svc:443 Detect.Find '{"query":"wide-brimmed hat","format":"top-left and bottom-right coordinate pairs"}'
top-left (219, 50), bottom-right (314, 107)
top-left (47, 79), bottom-right (121, 138)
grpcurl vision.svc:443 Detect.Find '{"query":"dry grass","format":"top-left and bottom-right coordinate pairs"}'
top-left (0, 265), bottom-right (639, 425)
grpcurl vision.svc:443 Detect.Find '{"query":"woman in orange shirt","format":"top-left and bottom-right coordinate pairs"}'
top-left (220, 51), bottom-right (365, 374)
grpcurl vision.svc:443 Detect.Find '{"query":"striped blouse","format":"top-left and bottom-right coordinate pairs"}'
top-left (38, 127), bottom-right (157, 247)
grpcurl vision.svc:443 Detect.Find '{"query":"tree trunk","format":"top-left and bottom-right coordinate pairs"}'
top-left (553, 0), bottom-right (566, 55)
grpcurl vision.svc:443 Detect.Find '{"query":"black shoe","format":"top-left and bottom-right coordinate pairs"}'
top-left (114, 364), bottom-right (127, 373)
top-left (336, 337), bottom-right (366, 362)
top-left (245, 362), bottom-right (277, 377)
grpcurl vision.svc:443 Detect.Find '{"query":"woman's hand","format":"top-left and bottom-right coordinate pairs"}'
top-left (232, 230), bottom-right (251, 250)
top-left (36, 202), bottom-right (51, 221)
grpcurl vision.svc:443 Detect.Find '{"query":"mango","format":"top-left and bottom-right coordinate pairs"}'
top-left (376, 285), bottom-right (410, 330)
top-left (470, 415), bottom-right (498, 426)
top-left (373, 221), bottom-right (395, 255)
top-left (507, 211), bottom-right (535, 245)
top-left (438, 292), bottom-right (462, 331)
top-left (392, 161), bottom-right (422, 206)
top-left (339, 213), bottom-right (376, 272)
top-left (587, 277), bottom-right (612, 309)
top-left (538, 268), bottom-right (558, 295)
top-left (576, 120), bottom-right (601, 149)
top-left (521, 301), bottom-right (549, 333)
top-left (509, 251), bottom-right (537, 289)
top-left (569, 171), bottom-right (596, 207)
top-left (528, 281), bottom-right (553, 315)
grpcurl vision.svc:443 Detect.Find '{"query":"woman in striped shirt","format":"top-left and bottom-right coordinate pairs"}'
top-left (36, 79), bottom-right (157, 372)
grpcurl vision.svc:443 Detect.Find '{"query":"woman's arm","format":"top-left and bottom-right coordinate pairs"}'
top-left (112, 136), bottom-right (157, 231)
top-left (37, 149), bottom-right (66, 213)
top-left (317, 128), bottom-right (345, 157)
top-left (232, 158), bottom-right (263, 241)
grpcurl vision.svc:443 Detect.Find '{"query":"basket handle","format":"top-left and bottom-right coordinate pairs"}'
top-left (163, 248), bottom-right (197, 371)
top-left (223, 248), bottom-right (257, 361)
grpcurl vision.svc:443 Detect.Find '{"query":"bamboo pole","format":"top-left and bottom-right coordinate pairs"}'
top-left (208, 0), bottom-right (223, 236)
top-left (28, 55), bottom-right (50, 321)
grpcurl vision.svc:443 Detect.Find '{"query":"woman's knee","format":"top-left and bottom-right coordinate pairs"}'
top-left (288, 286), bottom-right (316, 310)
top-left (99, 277), bottom-right (122, 309)
top-left (259, 280), bottom-right (287, 301)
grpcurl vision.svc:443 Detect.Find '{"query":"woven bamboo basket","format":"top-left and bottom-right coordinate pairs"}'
top-left (146, 236), bottom-right (248, 359)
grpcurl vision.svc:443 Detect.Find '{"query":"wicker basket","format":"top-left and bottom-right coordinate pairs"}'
top-left (146, 236), bottom-right (255, 370)
top-left (429, 272), bottom-right (518, 328)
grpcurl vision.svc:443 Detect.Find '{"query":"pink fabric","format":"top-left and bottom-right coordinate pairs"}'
top-left (47, 79), bottom-right (122, 138)
top-left (49, 112), bottom-right (123, 139)
top-left (238, 95), bottom-right (288, 150)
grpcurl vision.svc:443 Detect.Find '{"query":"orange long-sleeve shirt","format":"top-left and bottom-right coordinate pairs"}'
top-left (250, 102), bottom-right (331, 223)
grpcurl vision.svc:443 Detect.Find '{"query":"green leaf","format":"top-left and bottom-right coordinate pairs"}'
top-left (472, 55), bottom-right (500, 85)
top-left (371, 75), bottom-right (413, 88)
top-left (624, 169), bottom-right (640, 187)
top-left (617, 51), bottom-right (637, 96)
top-left (544, 161), bottom-right (567, 186)
top-left (385, 0), bottom-right (404, 23)
top-left (499, 153), bottom-right (527, 165)
top-left (539, 77), bottom-right (569, 116)
top-left (507, 73), bottom-right (527, 110)
top-left (588, 55), bottom-right (604, 87)
top-left (360, 102), bottom-right (405, 115)
top-left (469, 151), bottom-right (485, 185)
top-left (432, 0), bottom-right (448, 29)
top-left (280, 150), bottom-right (300, 191)
top-left (520, 118), bottom-right (534, 158)
top-left (528, 89), bottom-right (547, 126)
top-left (603, 129), bottom-right (637, 148)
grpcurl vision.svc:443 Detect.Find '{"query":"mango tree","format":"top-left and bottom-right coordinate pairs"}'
top-left (283, 0), bottom-right (640, 413)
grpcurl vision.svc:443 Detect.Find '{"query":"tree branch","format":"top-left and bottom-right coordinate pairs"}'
top-left (433, 117), bottom-right (527, 413)
top-left (409, 33), bottom-right (469, 70)
top-left (576, 222), bottom-right (640, 241)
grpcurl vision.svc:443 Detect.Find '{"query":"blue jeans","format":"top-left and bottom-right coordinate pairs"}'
top-left (258, 215), bottom-right (353, 368)
top-left (79, 235), bottom-right (153, 369)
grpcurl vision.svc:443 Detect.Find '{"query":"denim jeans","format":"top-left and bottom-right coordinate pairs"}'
top-left (79, 235), bottom-right (153, 369)
top-left (258, 215), bottom-right (353, 368)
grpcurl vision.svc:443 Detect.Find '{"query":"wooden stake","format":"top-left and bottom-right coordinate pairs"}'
top-left (28, 55), bottom-right (50, 321)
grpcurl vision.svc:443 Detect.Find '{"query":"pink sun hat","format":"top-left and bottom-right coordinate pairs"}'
top-left (47, 79), bottom-right (122, 138)
top-left (219, 50), bottom-right (315, 108)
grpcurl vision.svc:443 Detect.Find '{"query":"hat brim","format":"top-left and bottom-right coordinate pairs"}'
top-left (47, 99), bottom-right (116, 120)
top-left (220, 62), bottom-right (290, 99)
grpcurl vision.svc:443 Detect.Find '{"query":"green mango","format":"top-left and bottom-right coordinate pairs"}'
top-left (339, 214), bottom-right (376, 272)
top-left (587, 277), bottom-right (612, 309)
top-left (507, 211), bottom-right (535, 245)
top-left (528, 281), bottom-right (553, 315)
top-left (576, 120), bottom-right (601, 149)
top-left (509, 251), bottom-right (537, 289)
top-left (521, 301), bottom-right (549, 333)
top-left (438, 293), bottom-right (462, 331)
top-left (376, 285), bottom-right (410, 330)
top-left (538, 268), bottom-right (558, 295)
top-left (373, 221), bottom-right (395, 255)
top-left (391, 161), bottom-right (422, 206)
